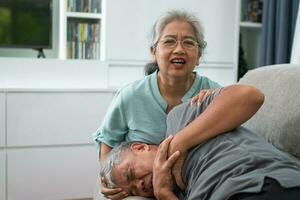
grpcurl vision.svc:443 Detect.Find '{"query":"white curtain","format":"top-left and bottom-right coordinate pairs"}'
top-left (291, 3), bottom-right (300, 64)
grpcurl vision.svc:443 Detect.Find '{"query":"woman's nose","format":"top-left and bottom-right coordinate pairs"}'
top-left (173, 41), bottom-right (186, 54)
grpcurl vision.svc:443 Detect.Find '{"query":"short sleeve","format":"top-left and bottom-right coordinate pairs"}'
top-left (166, 88), bottom-right (222, 136)
top-left (93, 90), bottom-right (128, 147)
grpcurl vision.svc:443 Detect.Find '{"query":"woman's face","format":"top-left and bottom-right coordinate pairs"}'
top-left (152, 20), bottom-right (200, 79)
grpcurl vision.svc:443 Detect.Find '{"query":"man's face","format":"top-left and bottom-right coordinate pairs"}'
top-left (111, 143), bottom-right (157, 197)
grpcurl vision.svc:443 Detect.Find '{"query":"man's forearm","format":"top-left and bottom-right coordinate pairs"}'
top-left (170, 84), bottom-right (264, 155)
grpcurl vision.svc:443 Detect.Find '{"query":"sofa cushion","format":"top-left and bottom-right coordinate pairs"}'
top-left (238, 64), bottom-right (300, 159)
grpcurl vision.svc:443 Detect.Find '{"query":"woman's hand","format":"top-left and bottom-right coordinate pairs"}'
top-left (190, 89), bottom-right (215, 106)
top-left (153, 135), bottom-right (180, 200)
top-left (100, 177), bottom-right (128, 200)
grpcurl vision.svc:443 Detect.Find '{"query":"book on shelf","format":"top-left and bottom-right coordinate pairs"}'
top-left (241, 0), bottom-right (263, 23)
top-left (67, 20), bottom-right (100, 59)
top-left (67, 0), bottom-right (101, 13)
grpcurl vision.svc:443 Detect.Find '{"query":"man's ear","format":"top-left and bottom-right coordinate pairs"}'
top-left (151, 46), bottom-right (157, 63)
top-left (131, 143), bottom-right (150, 153)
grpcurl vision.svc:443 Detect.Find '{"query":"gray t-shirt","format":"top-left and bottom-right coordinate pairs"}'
top-left (166, 90), bottom-right (300, 200)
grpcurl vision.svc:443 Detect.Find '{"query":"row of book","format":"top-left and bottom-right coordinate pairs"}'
top-left (67, 21), bottom-right (100, 59)
top-left (67, 41), bottom-right (100, 59)
top-left (67, 0), bottom-right (101, 13)
top-left (241, 0), bottom-right (263, 23)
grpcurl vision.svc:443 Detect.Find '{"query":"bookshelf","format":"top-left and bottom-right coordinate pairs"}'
top-left (238, 0), bottom-right (263, 79)
top-left (62, 0), bottom-right (103, 60)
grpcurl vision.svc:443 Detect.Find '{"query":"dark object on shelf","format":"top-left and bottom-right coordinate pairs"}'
top-left (33, 48), bottom-right (46, 58)
top-left (238, 34), bottom-right (249, 80)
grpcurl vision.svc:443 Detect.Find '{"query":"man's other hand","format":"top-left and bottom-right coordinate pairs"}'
top-left (100, 177), bottom-right (128, 200)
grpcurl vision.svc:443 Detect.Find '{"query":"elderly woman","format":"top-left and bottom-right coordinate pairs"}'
top-left (94, 10), bottom-right (221, 199)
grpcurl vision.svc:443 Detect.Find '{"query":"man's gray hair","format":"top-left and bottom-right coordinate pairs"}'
top-left (100, 142), bottom-right (133, 188)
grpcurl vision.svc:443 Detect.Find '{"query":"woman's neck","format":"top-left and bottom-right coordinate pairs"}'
top-left (157, 72), bottom-right (195, 112)
top-left (157, 72), bottom-right (195, 97)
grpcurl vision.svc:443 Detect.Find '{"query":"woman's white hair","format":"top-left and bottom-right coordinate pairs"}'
top-left (150, 9), bottom-right (207, 53)
top-left (145, 9), bottom-right (207, 75)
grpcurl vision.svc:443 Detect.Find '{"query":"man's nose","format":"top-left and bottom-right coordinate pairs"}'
top-left (133, 178), bottom-right (144, 189)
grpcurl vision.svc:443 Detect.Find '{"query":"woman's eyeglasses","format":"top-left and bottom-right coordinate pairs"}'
top-left (158, 37), bottom-right (199, 50)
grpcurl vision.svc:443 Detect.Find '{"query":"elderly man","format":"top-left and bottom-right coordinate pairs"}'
top-left (101, 85), bottom-right (300, 200)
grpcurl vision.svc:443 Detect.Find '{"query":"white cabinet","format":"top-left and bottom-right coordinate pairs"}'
top-left (7, 146), bottom-right (98, 200)
top-left (105, 0), bottom-right (239, 65)
top-left (0, 93), bottom-right (5, 147)
top-left (7, 92), bottom-right (114, 146)
top-left (2, 90), bottom-right (116, 200)
top-left (0, 151), bottom-right (5, 200)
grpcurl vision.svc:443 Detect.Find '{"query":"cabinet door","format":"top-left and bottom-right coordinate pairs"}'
top-left (7, 146), bottom-right (98, 200)
top-left (105, 0), bottom-right (238, 64)
top-left (0, 151), bottom-right (5, 200)
top-left (0, 93), bottom-right (5, 147)
top-left (7, 92), bottom-right (114, 146)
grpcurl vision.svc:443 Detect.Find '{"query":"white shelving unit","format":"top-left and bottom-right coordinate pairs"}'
top-left (59, 0), bottom-right (104, 60)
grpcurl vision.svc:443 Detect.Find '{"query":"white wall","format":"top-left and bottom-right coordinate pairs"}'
top-left (1, 90), bottom-right (115, 199)
top-left (105, 0), bottom-right (238, 63)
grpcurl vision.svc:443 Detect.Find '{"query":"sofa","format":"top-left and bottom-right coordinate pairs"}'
top-left (238, 64), bottom-right (300, 164)
top-left (94, 64), bottom-right (300, 200)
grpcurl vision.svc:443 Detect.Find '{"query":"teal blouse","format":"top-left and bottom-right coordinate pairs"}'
top-left (93, 71), bottom-right (220, 147)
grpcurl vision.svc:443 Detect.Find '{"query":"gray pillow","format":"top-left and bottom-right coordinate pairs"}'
top-left (238, 64), bottom-right (300, 159)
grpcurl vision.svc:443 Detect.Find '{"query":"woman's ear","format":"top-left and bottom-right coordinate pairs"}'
top-left (196, 52), bottom-right (202, 65)
top-left (151, 46), bottom-right (157, 63)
